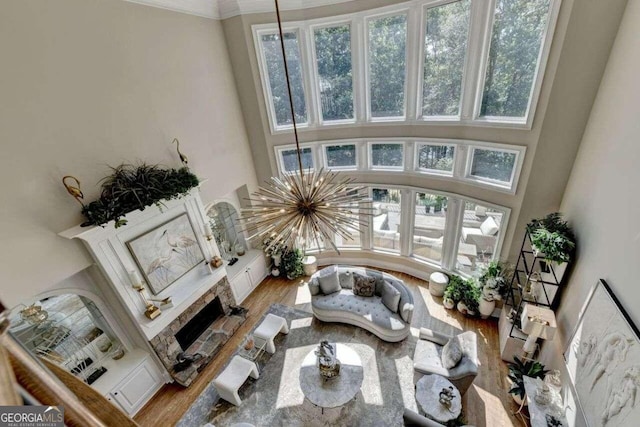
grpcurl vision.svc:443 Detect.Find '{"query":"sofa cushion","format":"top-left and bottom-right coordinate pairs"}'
top-left (308, 278), bottom-right (320, 296)
top-left (353, 274), bottom-right (375, 297)
top-left (441, 337), bottom-right (463, 369)
top-left (400, 303), bottom-right (414, 324)
top-left (480, 216), bottom-right (499, 236)
top-left (339, 271), bottom-right (354, 289)
top-left (381, 282), bottom-right (401, 313)
top-left (318, 270), bottom-right (341, 295)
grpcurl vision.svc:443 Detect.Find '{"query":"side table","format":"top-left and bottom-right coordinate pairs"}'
top-left (416, 374), bottom-right (462, 423)
top-left (523, 376), bottom-right (568, 427)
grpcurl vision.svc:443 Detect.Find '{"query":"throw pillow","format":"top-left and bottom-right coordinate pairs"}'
top-left (480, 216), bottom-right (499, 236)
top-left (308, 278), bottom-right (320, 296)
top-left (441, 337), bottom-right (463, 369)
top-left (353, 274), bottom-right (375, 297)
top-left (317, 270), bottom-right (341, 295)
top-left (381, 282), bottom-right (401, 313)
top-left (339, 271), bottom-right (354, 289)
top-left (400, 302), bottom-right (414, 324)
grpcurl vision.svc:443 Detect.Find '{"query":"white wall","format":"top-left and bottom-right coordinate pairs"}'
top-left (0, 0), bottom-right (258, 308)
top-left (542, 1), bottom-right (640, 425)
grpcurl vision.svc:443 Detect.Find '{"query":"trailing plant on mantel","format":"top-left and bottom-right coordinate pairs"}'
top-left (80, 164), bottom-right (199, 228)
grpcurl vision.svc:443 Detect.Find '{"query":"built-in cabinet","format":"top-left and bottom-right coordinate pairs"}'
top-left (227, 250), bottom-right (268, 304)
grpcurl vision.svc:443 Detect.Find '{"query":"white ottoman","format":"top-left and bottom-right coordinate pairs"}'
top-left (429, 272), bottom-right (449, 297)
top-left (212, 356), bottom-right (259, 406)
top-left (302, 255), bottom-right (318, 276)
top-left (253, 313), bottom-right (289, 354)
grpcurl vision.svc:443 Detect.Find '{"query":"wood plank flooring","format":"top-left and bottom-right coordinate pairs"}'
top-left (134, 270), bottom-right (520, 427)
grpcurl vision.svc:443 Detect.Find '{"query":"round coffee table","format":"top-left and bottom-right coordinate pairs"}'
top-left (416, 375), bottom-right (462, 423)
top-left (299, 343), bottom-right (363, 410)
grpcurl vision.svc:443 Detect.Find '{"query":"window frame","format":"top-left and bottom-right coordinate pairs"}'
top-left (414, 141), bottom-right (457, 177)
top-left (322, 141), bottom-right (359, 170)
top-left (464, 144), bottom-right (523, 190)
top-left (368, 141), bottom-right (406, 171)
top-left (275, 143), bottom-right (317, 175)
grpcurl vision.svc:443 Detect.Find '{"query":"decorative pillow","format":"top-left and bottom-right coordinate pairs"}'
top-left (400, 302), bottom-right (414, 324)
top-left (381, 282), bottom-right (401, 313)
top-left (317, 270), bottom-right (341, 295)
top-left (352, 274), bottom-right (375, 297)
top-left (441, 337), bottom-right (463, 369)
top-left (374, 277), bottom-right (387, 297)
top-left (339, 271), bottom-right (354, 289)
top-left (480, 216), bottom-right (499, 236)
top-left (308, 278), bottom-right (320, 296)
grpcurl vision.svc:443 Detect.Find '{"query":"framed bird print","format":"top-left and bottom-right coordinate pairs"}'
top-left (127, 213), bottom-right (205, 295)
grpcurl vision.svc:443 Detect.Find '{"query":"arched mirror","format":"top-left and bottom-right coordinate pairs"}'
top-left (9, 293), bottom-right (125, 385)
top-left (206, 201), bottom-right (247, 260)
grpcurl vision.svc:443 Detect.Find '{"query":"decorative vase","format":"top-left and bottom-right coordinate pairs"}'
top-left (479, 298), bottom-right (496, 319)
top-left (272, 254), bottom-right (282, 267)
top-left (443, 298), bottom-right (455, 309)
top-left (235, 244), bottom-right (245, 256)
top-left (271, 268), bottom-right (280, 277)
top-left (457, 301), bottom-right (468, 314)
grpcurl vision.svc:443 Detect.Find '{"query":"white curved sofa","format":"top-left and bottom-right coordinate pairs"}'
top-left (308, 265), bottom-right (414, 342)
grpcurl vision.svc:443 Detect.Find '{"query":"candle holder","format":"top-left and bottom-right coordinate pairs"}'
top-left (129, 270), bottom-right (162, 320)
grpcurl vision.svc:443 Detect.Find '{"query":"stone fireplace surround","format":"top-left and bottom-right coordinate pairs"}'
top-left (149, 276), bottom-right (247, 387)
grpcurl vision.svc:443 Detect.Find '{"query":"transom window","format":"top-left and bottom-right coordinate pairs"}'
top-left (416, 143), bottom-right (455, 175)
top-left (253, 0), bottom-right (560, 132)
top-left (278, 147), bottom-right (314, 173)
top-left (324, 144), bottom-right (357, 169)
top-left (467, 147), bottom-right (519, 186)
top-left (370, 142), bottom-right (404, 170)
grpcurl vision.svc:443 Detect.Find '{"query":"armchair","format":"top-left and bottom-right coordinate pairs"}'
top-left (413, 328), bottom-right (478, 395)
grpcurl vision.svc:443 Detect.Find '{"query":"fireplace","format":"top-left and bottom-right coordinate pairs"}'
top-left (175, 296), bottom-right (223, 350)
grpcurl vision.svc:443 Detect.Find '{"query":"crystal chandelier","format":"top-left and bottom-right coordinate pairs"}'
top-left (239, 0), bottom-right (368, 254)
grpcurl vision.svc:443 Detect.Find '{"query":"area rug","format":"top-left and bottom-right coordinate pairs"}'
top-left (177, 303), bottom-right (422, 427)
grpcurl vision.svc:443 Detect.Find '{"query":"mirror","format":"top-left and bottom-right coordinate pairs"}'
top-left (206, 201), bottom-right (247, 260)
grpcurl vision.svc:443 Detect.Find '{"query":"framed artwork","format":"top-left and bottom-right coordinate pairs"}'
top-left (127, 213), bottom-right (205, 295)
top-left (564, 279), bottom-right (640, 426)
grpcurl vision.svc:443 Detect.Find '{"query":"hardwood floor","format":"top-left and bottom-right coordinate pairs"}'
top-left (134, 270), bottom-right (520, 427)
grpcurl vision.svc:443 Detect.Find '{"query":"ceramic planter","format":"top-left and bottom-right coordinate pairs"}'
top-left (443, 298), bottom-right (455, 309)
top-left (479, 298), bottom-right (496, 319)
top-left (272, 253), bottom-right (282, 267)
top-left (457, 301), bottom-right (468, 314)
top-left (271, 268), bottom-right (280, 277)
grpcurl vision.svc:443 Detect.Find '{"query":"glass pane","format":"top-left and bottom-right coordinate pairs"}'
top-left (470, 149), bottom-right (516, 183)
top-left (281, 148), bottom-right (313, 172)
top-left (423, 0), bottom-right (471, 117)
top-left (326, 144), bottom-right (357, 168)
top-left (335, 207), bottom-right (361, 248)
top-left (417, 145), bottom-right (455, 173)
top-left (457, 202), bottom-right (504, 274)
top-left (372, 188), bottom-right (401, 252)
top-left (413, 193), bottom-right (448, 263)
top-left (314, 25), bottom-right (354, 121)
top-left (371, 143), bottom-right (403, 168)
top-left (480, 0), bottom-right (551, 118)
top-left (261, 32), bottom-right (308, 126)
top-left (369, 15), bottom-right (407, 118)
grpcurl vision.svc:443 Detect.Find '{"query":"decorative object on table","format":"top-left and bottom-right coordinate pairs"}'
top-left (19, 304), bottom-right (49, 325)
top-left (235, 243), bottom-right (245, 256)
top-left (69, 163), bottom-right (199, 228)
top-left (522, 376), bottom-right (568, 427)
top-left (415, 375), bottom-right (462, 423)
top-left (110, 345), bottom-right (125, 360)
top-left (507, 356), bottom-right (548, 405)
top-left (62, 175), bottom-right (84, 205)
top-left (544, 369), bottom-right (562, 388)
top-left (527, 212), bottom-right (575, 284)
top-left (535, 382), bottom-right (553, 406)
top-left (477, 261), bottom-right (511, 318)
top-left (546, 414), bottom-right (563, 427)
top-left (281, 248), bottom-right (304, 280)
top-left (521, 304), bottom-right (557, 356)
top-left (438, 386), bottom-right (455, 408)
top-left (316, 341), bottom-right (341, 380)
top-left (128, 270), bottom-right (162, 319)
top-left (564, 279), bottom-right (640, 427)
top-left (174, 352), bottom-right (204, 373)
top-left (210, 256), bottom-right (223, 268)
top-left (243, 336), bottom-right (255, 351)
top-left (172, 138), bottom-right (189, 167)
top-left (150, 297), bottom-right (174, 309)
top-left (127, 213), bottom-right (205, 294)
top-left (228, 257), bottom-right (238, 266)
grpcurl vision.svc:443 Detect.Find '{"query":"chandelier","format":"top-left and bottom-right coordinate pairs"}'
top-left (239, 0), bottom-right (369, 254)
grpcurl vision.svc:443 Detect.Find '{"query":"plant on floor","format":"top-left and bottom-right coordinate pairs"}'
top-left (458, 279), bottom-right (481, 316)
top-left (78, 164), bottom-right (199, 228)
top-left (527, 213), bottom-right (576, 263)
top-left (507, 356), bottom-right (549, 401)
top-left (443, 275), bottom-right (465, 308)
top-left (478, 261), bottom-right (512, 301)
top-left (281, 248), bottom-right (304, 280)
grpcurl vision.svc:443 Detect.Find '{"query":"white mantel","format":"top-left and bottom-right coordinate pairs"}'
top-left (60, 190), bottom-right (228, 340)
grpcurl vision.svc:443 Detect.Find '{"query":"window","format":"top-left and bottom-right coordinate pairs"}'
top-left (413, 193), bottom-right (448, 263)
top-left (368, 14), bottom-right (407, 118)
top-left (480, 0), bottom-right (552, 119)
top-left (335, 207), bottom-right (362, 248)
top-left (422, 0), bottom-right (471, 118)
top-left (468, 147), bottom-right (517, 185)
top-left (457, 202), bottom-right (504, 274)
top-left (313, 24), bottom-right (354, 122)
top-left (260, 31), bottom-right (308, 128)
top-left (279, 147), bottom-right (313, 173)
top-left (324, 144), bottom-right (357, 169)
top-left (372, 188), bottom-right (401, 253)
top-left (370, 143), bottom-right (404, 169)
top-left (416, 144), bottom-right (455, 175)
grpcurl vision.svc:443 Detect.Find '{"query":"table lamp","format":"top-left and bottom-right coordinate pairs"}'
top-left (520, 304), bottom-right (557, 356)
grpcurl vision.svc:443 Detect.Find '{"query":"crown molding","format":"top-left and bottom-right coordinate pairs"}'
top-left (124, 0), bottom-right (220, 19)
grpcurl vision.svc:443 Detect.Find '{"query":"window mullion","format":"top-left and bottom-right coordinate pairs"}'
top-left (352, 17), bottom-right (366, 123)
top-left (442, 197), bottom-right (464, 271)
top-left (405, 4), bottom-right (421, 121)
top-left (300, 25), bottom-right (320, 127)
top-left (399, 189), bottom-right (412, 257)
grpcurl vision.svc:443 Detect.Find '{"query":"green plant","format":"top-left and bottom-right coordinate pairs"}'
top-left (80, 164), bottom-right (199, 228)
top-left (281, 248), bottom-right (304, 279)
top-left (444, 275), bottom-right (465, 302)
top-left (459, 279), bottom-right (481, 314)
top-left (507, 357), bottom-right (549, 399)
top-left (527, 213), bottom-right (576, 263)
top-left (478, 260), bottom-right (512, 300)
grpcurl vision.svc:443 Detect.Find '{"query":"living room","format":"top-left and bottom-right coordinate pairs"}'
top-left (1, 0), bottom-right (639, 426)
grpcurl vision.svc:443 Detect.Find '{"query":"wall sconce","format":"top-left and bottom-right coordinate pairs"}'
top-left (128, 270), bottom-right (162, 320)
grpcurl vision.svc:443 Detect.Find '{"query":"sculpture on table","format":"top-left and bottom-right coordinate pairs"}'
top-left (316, 341), bottom-right (340, 379)
top-left (439, 386), bottom-right (454, 409)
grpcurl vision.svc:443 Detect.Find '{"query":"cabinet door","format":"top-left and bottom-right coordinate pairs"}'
top-left (231, 272), bottom-right (251, 304)
top-left (247, 256), bottom-right (267, 289)
top-left (111, 360), bottom-right (162, 415)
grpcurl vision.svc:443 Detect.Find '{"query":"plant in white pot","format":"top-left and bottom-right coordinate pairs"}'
top-left (457, 279), bottom-right (481, 316)
top-left (528, 213), bottom-right (575, 284)
top-left (262, 237), bottom-right (284, 267)
top-left (507, 357), bottom-right (549, 406)
top-left (477, 261), bottom-right (511, 319)
top-left (442, 275), bottom-right (463, 309)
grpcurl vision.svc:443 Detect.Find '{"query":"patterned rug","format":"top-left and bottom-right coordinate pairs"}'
top-left (177, 303), bottom-right (422, 427)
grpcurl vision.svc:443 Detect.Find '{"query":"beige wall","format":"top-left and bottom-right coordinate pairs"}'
top-left (541, 1), bottom-right (639, 425)
top-left (222, 0), bottom-right (627, 263)
top-left (0, 0), bottom-right (257, 307)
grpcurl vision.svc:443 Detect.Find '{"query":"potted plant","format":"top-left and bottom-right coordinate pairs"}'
top-left (477, 261), bottom-right (511, 319)
top-left (507, 357), bottom-right (549, 406)
top-left (281, 248), bottom-right (304, 280)
top-left (528, 213), bottom-right (575, 283)
top-left (443, 275), bottom-right (463, 309)
top-left (457, 279), bottom-right (481, 316)
top-left (262, 237), bottom-right (284, 267)
top-left (433, 195), bottom-right (446, 213)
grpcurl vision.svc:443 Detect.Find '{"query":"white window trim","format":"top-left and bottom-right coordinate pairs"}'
top-left (414, 140), bottom-right (457, 177)
top-left (252, 0), bottom-right (561, 134)
top-left (274, 142), bottom-right (317, 175)
top-left (368, 141), bottom-right (406, 171)
top-left (321, 141), bottom-right (359, 170)
top-left (464, 143), bottom-right (524, 191)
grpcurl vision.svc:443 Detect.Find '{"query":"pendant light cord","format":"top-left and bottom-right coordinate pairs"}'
top-left (275, 0), bottom-right (304, 185)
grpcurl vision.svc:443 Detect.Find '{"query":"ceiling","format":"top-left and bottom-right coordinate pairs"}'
top-left (124, 0), bottom-right (356, 20)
